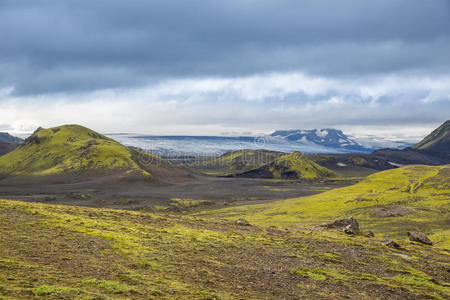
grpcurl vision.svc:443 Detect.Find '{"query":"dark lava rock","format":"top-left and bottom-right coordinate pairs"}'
top-left (407, 231), bottom-right (433, 245)
top-left (382, 239), bottom-right (401, 249)
top-left (236, 218), bottom-right (250, 226)
top-left (321, 216), bottom-right (359, 234)
top-left (365, 231), bottom-right (375, 238)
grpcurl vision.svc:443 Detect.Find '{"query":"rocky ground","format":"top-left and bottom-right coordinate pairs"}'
top-left (0, 199), bottom-right (449, 299)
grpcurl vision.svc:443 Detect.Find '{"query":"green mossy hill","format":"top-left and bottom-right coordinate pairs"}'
top-left (219, 149), bottom-right (282, 169)
top-left (237, 152), bottom-right (338, 180)
top-left (205, 149), bottom-right (283, 173)
top-left (413, 120), bottom-right (450, 155)
top-left (200, 164), bottom-right (450, 248)
top-left (1, 199), bottom-right (449, 299)
top-left (197, 149), bottom-right (283, 175)
top-left (0, 125), bottom-right (151, 178)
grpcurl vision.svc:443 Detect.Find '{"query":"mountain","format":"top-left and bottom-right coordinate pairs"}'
top-left (234, 151), bottom-right (337, 180)
top-left (0, 142), bottom-right (19, 156)
top-left (413, 120), bottom-right (449, 157)
top-left (307, 153), bottom-right (396, 176)
top-left (371, 120), bottom-right (450, 165)
top-left (0, 132), bottom-right (23, 144)
top-left (192, 149), bottom-right (283, 176)
top-left (0, 124), bottom-right (193, 185)
top-left (200, 164), bottom-right (450, 248)
top-left (271, 128), bottom-right (373, 152)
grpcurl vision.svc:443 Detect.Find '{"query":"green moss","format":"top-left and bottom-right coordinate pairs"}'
top-left (0, 124), bottom-right (152, 179)
top-left (1, 198), bottom-right (449, 299)
top-left (296, 269), bottom-right (328, 281)
top-left (34, 285), bottom-right (77, 296)
top-left (82, 279), bottom-right (134, 294)
top-left (269, 152), bottom-right (338, 179)
top-left (198, 164), bottom-right (450, 248)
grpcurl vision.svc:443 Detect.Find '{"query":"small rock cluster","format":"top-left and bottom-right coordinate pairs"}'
top-left (235, 218), bottom-right (250, 226)
top-left (407, 231), bottom-right (433, 245)
top-left (320, 216), bottom-right (360, 235)
top-left (318, 217), bottom-right (434, 248)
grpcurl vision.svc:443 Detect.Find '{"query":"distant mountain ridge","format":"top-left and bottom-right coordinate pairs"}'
top-left (0, 132), bottom-right (23, 144)
top-left (270, 128), bottom-right (372, 152)
top-left (372, 120), bottom-right (450, 165)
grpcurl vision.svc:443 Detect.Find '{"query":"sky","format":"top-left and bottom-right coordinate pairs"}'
top-left (0, 0), bottom-right (449, 141)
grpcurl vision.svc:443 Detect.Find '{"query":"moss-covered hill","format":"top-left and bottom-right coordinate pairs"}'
top-left (0, 125), bottom-right (151, 179)
top-left (236, 152), bottom-right (338, 180)
top-left (0, 125), bottom-right (193, 185)
top-left (199, 164), bottom-right (450, 248)
top-left (1, 199), bottom-right (449, 299)
top-left (191, 149), bottom-right (283, 176)
top-left (413, 120), bottom-right (450, 156)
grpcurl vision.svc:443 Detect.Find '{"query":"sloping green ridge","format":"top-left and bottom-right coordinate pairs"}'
top-left (193, 149), bottom-right (282, 176)
top-left (217, 149), bottom-right (281, 171)
top-left (0, 124), bottom-right (151, 178)
top-left (199, 164), bottom-right (450, 248)
top-left (268, 152), bottom-right (338, 179)
top-left (413, 120), bottom-right (449, 152)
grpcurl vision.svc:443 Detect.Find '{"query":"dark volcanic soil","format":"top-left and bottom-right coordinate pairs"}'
top-left (0, 175), bottom-right (350, 211)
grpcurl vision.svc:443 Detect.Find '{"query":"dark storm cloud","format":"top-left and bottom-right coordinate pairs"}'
top-left (0, 0), bottom-right (450, 95)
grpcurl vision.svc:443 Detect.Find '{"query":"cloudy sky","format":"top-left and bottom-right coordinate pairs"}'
top-left (0, 0), bottom-right (449, 140)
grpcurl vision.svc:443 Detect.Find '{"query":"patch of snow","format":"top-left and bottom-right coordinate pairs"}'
top-left (316, 129), bottom-right (329, 137)
top-left (388, 161), bottom-right (404, 167)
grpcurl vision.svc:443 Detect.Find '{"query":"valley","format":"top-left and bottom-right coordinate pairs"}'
top-left (0, 121), bottom-right (448, 299)
top-left (1, 3), bottom-right (449, 299)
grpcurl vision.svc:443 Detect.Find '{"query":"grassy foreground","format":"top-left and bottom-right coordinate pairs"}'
top-left (0, 199), bottom-right (449, 299)
top-left (197, 165), bottom-right (450, 249)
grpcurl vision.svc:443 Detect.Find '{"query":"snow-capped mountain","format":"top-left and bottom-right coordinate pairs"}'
top-left (270, 129), bottom-right (372, 152)
top-left (107, 129), bottom-right (413, 156)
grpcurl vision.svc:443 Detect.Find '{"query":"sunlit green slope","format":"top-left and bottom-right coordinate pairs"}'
top-left (413, 120), bottom-right (450, 155)
top-left (269, 152), bottom-right (338, 179)
top-left (192, 149), bottom-right (282, 176)
top-left (237, 152), bottom-right (338, 180)
top-left (1, 199), bottom-right (449, 299)
top-left (0, 125), bottom-right (151, 178)
top-left (199, 165), bottom-right (450, 247)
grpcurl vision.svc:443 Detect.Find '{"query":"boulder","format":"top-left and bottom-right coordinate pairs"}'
top-left (365, 231), bottom-right (375, 238)
top-left (407, 231), bottom-right (433, 245)
top-left (382, 239), bottom-right (401, 250)
top-left (236, 218), bottom-right (250, 226)
top-left (321, 216), bottom-right (359, 234)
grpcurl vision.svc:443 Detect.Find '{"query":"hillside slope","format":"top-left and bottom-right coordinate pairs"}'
top-left (236, 152), bottom-right (338, 180)
top-left (413, 120), bottom-right (450, 156)
top-left (370, 120), bottom-right (450, 165)
top-left (0, 199), bottom-right (449, 299)
top-left (192, 149), bottom-right (283, 176)
top-left (0, 125), bottom-right (193, 185)
top-left (200, 165), bottom-right (450, 247)
top-left (0, 142), bottom-right (18, 157)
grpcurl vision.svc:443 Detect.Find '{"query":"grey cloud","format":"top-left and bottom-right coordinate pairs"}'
top-left (0, 0), bottom-right (450, 95)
